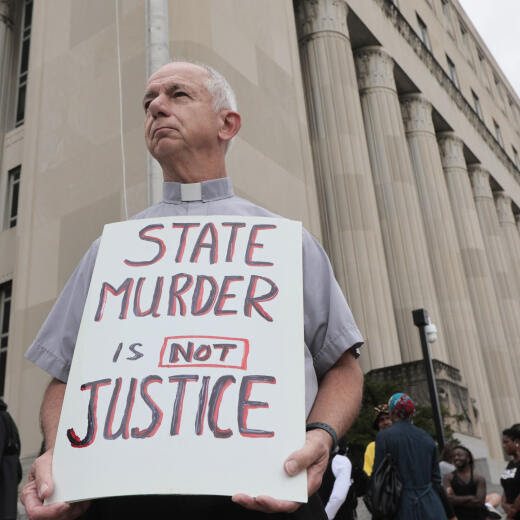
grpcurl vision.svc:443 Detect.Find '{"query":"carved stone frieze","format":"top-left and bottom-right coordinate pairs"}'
top-left (400, 94), bottom-right (434, 134)
top-left (437, 132), bottom-right (466, 170)
top-left (372, 0), bottom-right (520, 186)
top-left (354, 46), bottom-right (395, 91)
top-left (469, 165), bottom-right (493, 200)
top-left (294, 0), bottom-right (349, 41)
top-left (494, 191), bottom-right (515, 225)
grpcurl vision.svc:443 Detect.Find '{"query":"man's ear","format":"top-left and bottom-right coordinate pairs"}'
top-left (218, 110), bottom-right (241, 144)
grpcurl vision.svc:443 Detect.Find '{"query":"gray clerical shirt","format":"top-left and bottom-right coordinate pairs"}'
top-left (25, 178), bottom-right (363, 415)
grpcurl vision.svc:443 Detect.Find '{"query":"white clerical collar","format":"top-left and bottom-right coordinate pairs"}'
top-left (180, 183), bottom-right (202, 201)
top-left (162, 178), bottom-right (234, 203)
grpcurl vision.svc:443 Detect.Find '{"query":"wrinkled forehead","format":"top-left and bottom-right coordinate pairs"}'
top-left (146, 62), bottom-right (210, 91)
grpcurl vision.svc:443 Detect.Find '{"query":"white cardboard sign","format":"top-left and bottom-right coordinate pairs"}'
top-left (50, 216), bottom-right (306, 504)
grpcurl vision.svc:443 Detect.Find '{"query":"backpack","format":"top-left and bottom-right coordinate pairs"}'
top-left (363, 453), bottom-right (402, 519)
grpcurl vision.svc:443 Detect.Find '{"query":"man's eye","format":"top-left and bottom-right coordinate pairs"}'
top-left (174, 91), bottom-right (188, 97)
top-left (144, 101), bottom-right (151, 110)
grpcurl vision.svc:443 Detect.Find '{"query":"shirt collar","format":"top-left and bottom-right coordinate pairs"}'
top-left (162, 178), bottom-right (234, 204)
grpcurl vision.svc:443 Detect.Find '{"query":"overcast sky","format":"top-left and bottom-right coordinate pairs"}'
top-left (457, 0), bottom-right (520, 97)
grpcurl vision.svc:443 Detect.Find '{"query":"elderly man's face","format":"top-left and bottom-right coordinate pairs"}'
top-left (143, 62), bottom-right (221, 161)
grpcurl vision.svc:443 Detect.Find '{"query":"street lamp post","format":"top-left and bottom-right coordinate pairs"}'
top-left (412, 308), bottom-right (446, 450)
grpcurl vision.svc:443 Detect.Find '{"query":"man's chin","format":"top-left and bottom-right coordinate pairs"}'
top-left (152, 139), bottom-right (183, 157)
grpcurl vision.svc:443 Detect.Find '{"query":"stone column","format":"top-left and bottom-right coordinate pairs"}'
top-left (466, 164), bottom-right (520, 418)
top-left (354, 45), bottom-right (447, 363)
top-left (439, 133), bottom-right (519, 432)
top-left (494, 191), bottom-right (520, 391)
top-left (399, 97), bottom-right (499, 449)
top-left (295, 1), bottom-right (401, 371)
top-left (495, 192), bottom-right (520, 297)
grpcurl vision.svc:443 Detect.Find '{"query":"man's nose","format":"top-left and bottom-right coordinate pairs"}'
top-left (148, 93), bottom-right (170, 118)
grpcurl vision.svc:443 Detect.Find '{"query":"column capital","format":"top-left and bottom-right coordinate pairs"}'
top-left (400, 93), bottom-right (434, 134)
top-left (494, 191), bottom-right (515, 225)
top-left (354, 46), bottom-right (395, 91)
top-left (0, 0), bottom-right (12, 26)
top-left (294, 0), bottom-right (349, 41)
top-left (468, 165), bottom-right (492, 199)
top-left (437, 132), bottom-right (465, 170)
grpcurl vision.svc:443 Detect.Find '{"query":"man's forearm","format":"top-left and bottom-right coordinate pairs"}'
top-left (306, 349), bottom-right (363, 439)
top-left (41, 378), bottom-right (67, 451)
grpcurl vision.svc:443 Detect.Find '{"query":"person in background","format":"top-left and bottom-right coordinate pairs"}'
top-left (319, 438), bottom-right (369, 520)
top-left (373, 393), bottom-right (448, 520)
top-left (501, 428), bottom-right (520, 519)
top-left (363, 404), bottom-right (392, 476)
top-left (444, 445), bottom-right (486, 520)
top-left (0, 399), bottom-right (22, 520)
top-left (440, 440), bottom-right (459, 479)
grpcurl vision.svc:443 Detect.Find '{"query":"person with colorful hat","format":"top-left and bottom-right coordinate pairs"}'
top-left (373, 393), bottom-right (448, 520)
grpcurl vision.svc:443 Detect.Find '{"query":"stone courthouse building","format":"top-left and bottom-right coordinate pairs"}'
top-left (1, 0), bottom-right (520, 480)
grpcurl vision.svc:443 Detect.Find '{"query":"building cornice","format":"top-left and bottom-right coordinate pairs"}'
top-left (373, 0), bottom-right (520, 187)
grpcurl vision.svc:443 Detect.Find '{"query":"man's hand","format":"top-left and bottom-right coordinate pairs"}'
top-left (21, 449), bottom-right (91, 520)
top-left (232, 428), bottom-right (331, 513)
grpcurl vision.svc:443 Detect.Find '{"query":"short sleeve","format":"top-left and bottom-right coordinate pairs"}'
top-left (302, 230), bottom-right (363, 379)
top-left (24, 239), bottom-right (100, 382)
top-left (363, 441), bottom-right (376, 476)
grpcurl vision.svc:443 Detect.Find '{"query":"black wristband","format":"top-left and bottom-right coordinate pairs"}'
top-left (306, 422), bottom-right (338, 453)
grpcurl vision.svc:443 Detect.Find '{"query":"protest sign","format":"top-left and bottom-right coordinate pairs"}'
top-left (50, 216), bottom-right (306, 503)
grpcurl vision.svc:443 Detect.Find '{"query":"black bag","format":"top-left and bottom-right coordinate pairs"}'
top-left (363, 453), bottom-right (402, 519)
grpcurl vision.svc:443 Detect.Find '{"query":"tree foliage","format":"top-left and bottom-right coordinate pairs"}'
top-left (346, 375), bottom-right (453, 466)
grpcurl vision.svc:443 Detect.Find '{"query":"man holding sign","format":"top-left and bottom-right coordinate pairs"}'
top-left (22, 61), bottom-right (363, 519)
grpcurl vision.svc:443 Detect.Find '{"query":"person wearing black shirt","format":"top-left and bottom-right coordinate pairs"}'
top-left (501, 428), bottom-right (520, 520)
top-left (444, 446), bottom-right (486, 520)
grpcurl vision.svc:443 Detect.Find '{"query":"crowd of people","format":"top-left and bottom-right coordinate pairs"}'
top-left (321, 393), bottom-right (520, 520)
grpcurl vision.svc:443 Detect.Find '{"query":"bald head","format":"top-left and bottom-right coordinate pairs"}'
top-left (145, 61), bottom-right (237, 114)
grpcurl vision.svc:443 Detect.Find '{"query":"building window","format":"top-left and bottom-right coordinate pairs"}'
top-left (459, 21), bottom-right (474, 68)
top-left (494, 75), bottom-right (506, 111)
top-left (493, 119), bottom-right (504, 147)
top-left (512, 146), bottom-right (520, 169)
top-left (472, 90), bottom-right (483, 120)
top-left (15, 0), bottom-right (33, 127)
top-left (446, 54), bottom-right (459, 88)
top-left (416, 14), bottom-right (431, 51)
top-left (5, 166), bottom-right (21, 229)
top-left (0, 281), bottom-right (12, 398)
top-left (508, 97), bottom-right (520, 126)
top-left (476, 48), bottom-right (491, 91)
top-left (441, 0), bottom-right (455, 37)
